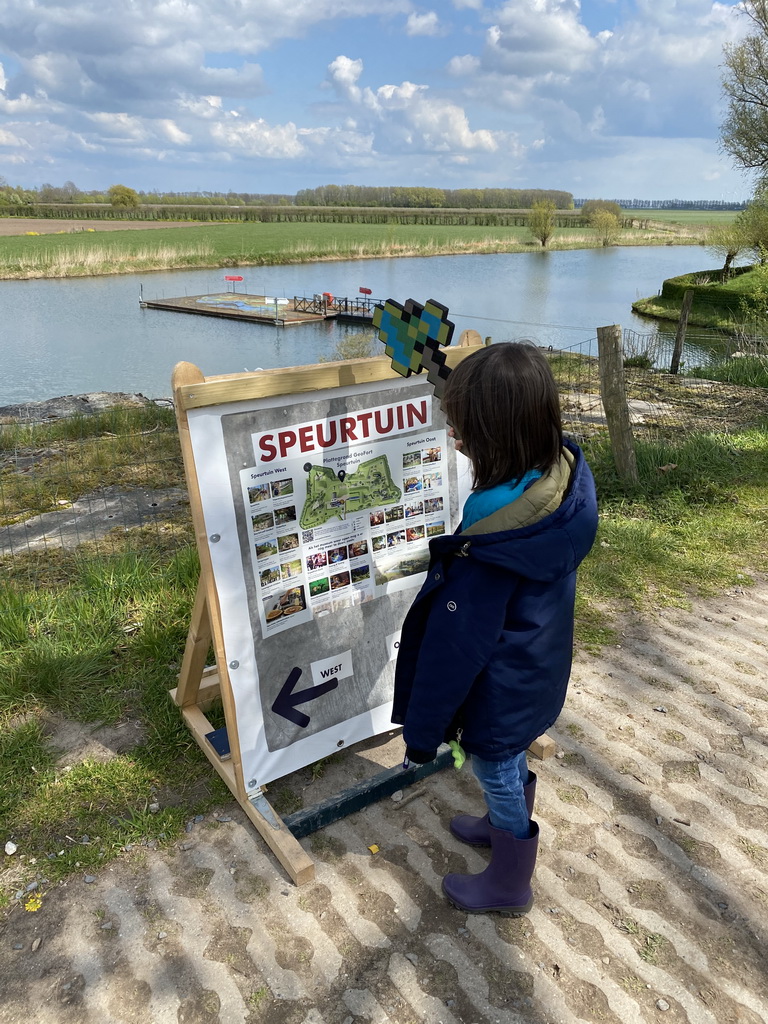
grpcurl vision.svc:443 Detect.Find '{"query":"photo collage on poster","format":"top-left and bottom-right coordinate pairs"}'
top-left (240, 398), bottom-right (451, 639)
top-left (246, 475), bottom-right (311, 636)
top-left (369, 441), bottom-right (446, 587)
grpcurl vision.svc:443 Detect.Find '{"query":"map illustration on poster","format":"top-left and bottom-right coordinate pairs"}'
top-left (187, 375), bottom-right (462, 788)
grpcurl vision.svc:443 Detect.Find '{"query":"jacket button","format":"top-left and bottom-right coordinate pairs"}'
top-left (434, 572), bottom-right (440, 580)
top-left (447, 600), bottom-right (457, 612)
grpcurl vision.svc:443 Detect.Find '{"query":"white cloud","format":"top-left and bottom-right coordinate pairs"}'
top-left (485, 0), bottom-right (599, 77)
top-left (586, 106), bottom-right (606, 134)
top-left (0, 1), bottom-right (405, 126)
top-left (617, 78), bottom-right (651, 103)
top-left (447, 0), bottom-right (747, 154)
top-left (383, 89), bottom-right (500, 152)
top-left (211, 118), bottom-right (306, 159)
top-left (318, 57), bottom-right (535, 187)
top-left (327, 57), bottom-right (513, 156)
top-left (327, 56), bottom-right (363, 102)
top-left (198, 63), bottom-right (265, 95)
top-left (0, 90), bottom-right (56, 115)
top-left (158, 119), bottom-right (191, 144)
top-left (301, 125), bottom-right (376, 160)
top-left (84, 111), bottom-right (192, 146)
top-left (365, 80), bottom-right (426, 113)
top-left (0, 126), bottom-right (30, 148)
top-left (554, 135), bottom-right (746, 199)
top-left (0, 118), bottom-right (103, 167)
top-left (406, 12), bottom-right (441, 36)
top-left (178, 95), bottom-right (224, 119)
top-left (447, 54), bottom-right (481, 75)
top-left (25, 52), bottom-right (93, 98)
top-left (0, 0), bottom-right (753, 198)
top-left (2, 1), bottom-right (413, 57)
top-left (209, 115), bottom-right (375, 164)
top-left (86, 112), bottom-right (148, 141)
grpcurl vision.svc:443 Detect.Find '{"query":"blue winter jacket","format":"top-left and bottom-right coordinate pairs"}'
top-left (392, 440), bottom-right (598, 762)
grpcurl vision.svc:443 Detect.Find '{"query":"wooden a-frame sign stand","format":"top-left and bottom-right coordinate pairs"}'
top-left (171, 352), bottom-right (554, 886)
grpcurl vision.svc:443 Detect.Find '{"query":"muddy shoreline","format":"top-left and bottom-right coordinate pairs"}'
top-left (0, 391), bottom-right (173, 425)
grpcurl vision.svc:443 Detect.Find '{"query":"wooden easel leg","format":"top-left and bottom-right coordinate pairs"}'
top-left (170, 581), bottom-right (315, 885)
top-left (178, 702), bottom-right (315, 885)
top-left (175, 579), bottom-right (213, 708)
top-left (244, 791), bottom-right (315, 886)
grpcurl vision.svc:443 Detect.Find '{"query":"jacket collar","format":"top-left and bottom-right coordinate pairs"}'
top-left (461, 446), bottom-right (575, 536)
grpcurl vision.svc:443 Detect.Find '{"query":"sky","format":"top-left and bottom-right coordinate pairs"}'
top-left (0, 0), bottom-right (756, 201)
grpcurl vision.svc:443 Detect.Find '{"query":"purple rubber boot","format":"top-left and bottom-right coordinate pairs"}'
top-left (449, 771), bottom-right (537, 847)
top-left (442, 821), bottom-right (539, 915)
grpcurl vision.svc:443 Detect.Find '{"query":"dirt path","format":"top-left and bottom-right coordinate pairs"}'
top-left (1, 580), bottom-right (767, 1024)
top-left (0, 218), bottom-right (200, 236)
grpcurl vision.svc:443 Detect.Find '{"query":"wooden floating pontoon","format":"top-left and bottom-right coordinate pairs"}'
top-left (140, 291), bottom-right (379, 327)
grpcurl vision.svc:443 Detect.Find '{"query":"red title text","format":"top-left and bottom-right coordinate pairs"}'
top-left (253, 398), bottom-right (431, 463)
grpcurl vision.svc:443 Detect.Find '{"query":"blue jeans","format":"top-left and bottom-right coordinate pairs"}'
top-left (472, 750), bottom-right (531, 839)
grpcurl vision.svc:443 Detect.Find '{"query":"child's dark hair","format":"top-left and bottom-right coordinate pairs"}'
top-left (442, 342), bottom-right (562, 489)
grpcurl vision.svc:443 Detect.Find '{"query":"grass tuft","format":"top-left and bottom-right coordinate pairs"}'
top-left (579, 427), bottom-right (768, 608)
top-left (688, 354), bottom-right (768, 389)
top-left (0, 241), bottom-right (216, 278)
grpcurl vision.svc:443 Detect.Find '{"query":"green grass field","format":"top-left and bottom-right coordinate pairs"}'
top-left (625, 209), bottom-right (740, 226)
top-left (0, 221), bottom-right (532, 270)
top-left (632, 262), bottom-right (768, 332)
top-left (0, 215), bottom-right (714, 279)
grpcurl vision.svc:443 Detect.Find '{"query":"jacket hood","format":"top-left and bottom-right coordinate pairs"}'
top-left (435, 440), bottom-right (598, 583)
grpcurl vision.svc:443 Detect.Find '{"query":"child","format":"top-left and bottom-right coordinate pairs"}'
top-left (392, 342), bottom-right (598, 915)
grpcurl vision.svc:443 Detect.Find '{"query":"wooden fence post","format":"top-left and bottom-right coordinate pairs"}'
top-left (670, 288), bottom-right (693, 374)
top-left (597, 324), bottom-right (639, 485)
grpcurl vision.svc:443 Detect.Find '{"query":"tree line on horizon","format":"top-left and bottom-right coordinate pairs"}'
top-left (576, 198), bottom-right (747, 210)
top-left (0, 177), bottom-right (746, 212)
top-left (293, 185), bottom-right (574, 208)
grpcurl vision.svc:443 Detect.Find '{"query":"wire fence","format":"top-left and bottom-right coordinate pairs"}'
top-left (1, 335), bottom-right (767, 569)
top-left (554, 330), bottom-right (768, 445)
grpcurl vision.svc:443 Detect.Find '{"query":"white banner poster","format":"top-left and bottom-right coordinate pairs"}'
top-left (188, 375), bottom-right (461, 788)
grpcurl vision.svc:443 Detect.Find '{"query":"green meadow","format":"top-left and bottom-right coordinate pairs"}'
top-left (624, 209), bottom-right (740, 226)
top-left (0, 214), bottom-right (713, 279)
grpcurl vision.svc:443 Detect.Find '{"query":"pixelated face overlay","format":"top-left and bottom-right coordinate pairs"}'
top-left (372, 297), bottom-right (455, 399)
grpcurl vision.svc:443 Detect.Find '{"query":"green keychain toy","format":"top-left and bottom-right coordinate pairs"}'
top-left (448, 739), bottom-right (466, 770)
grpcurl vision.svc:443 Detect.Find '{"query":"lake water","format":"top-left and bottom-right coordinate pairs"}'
top-left (1, 246), bottom-right (722, 405)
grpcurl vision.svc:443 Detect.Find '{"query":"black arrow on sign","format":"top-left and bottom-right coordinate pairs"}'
top-left (271, 666), bottom-right (339, 728)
